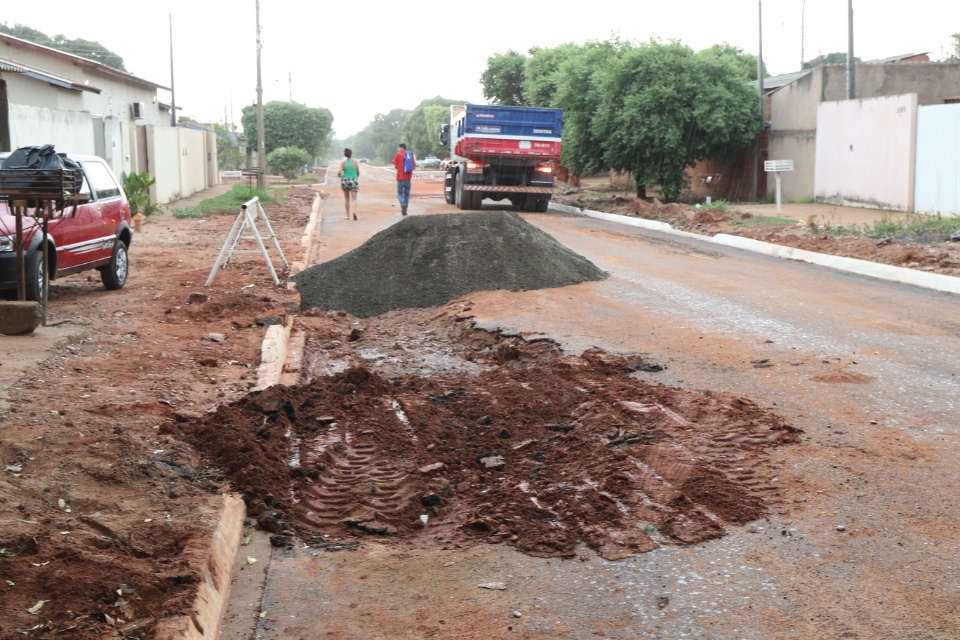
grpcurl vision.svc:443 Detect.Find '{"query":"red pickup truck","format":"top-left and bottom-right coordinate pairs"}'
top-left (0, 153), bottom-right (133, 302)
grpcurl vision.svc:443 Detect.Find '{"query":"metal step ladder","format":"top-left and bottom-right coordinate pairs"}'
top-left (205, 196), bottom-right (289, 286)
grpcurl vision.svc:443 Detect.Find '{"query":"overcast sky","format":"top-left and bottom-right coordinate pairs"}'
top-left (3, 1), bottom-right (958, 138)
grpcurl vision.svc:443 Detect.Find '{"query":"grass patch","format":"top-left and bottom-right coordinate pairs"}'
top-left (704, 199), bottom-right (736, 213)
top-left (197, 184), bottom-right (275, 213)
top-left (792, 196), bottom-right (815, 204)
top-left (172, 206), bottom-right (203, 219)
top-left (824, 213), bottom-right (960, 240)
top-left (731, 215), bottom-right (800, 227)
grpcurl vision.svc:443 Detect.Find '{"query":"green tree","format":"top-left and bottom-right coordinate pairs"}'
top-left (698, 43), bottom-right (767, 80)
top-left (802, 52), bottom-right (860, 69)
top-left (348, 108), bottom-right (411, 163)
top-left (403, 97), bottom-right (465, 159)
top-left (267, 147), bottom-right (311, 180)
top-left (524, 44), bottom-right (579, 107)
top-left (481, 50), bottom-right (526, 106)
top-left (0, 23), bottom-right (127, 71)
top-left (947, 33), bottom-right (960, 62)
top-left (593, 40), bottom-right (760, 201)
top-left (241, 101), bottom-right (334, 158)
top-left (214, 121), bottom-right (245, 170)
top-left (553, 40), bottom-right (627, 177)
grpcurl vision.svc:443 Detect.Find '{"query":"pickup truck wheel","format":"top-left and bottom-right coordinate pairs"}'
top-left (100, 240), bottom-right (129, 290)
top-left (24, 250), bottom-right (46, 303)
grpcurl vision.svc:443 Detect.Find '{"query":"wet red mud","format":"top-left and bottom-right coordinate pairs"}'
top-left (166, 309), bottom-right (800, 562)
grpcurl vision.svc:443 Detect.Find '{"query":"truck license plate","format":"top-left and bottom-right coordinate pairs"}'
top-left (519, 140), bottom-right (531, 149)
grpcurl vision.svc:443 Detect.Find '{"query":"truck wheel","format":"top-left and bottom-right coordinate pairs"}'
top-left (99, 240), bottom-right (129, 290)
top-left (456, 171), bottom-right (471, 210)
top-left (535, 197), bottom-right (550, 213)
top-left (24, 250), bottom-right (46, 303)
top-left (444, 168), bottom-right (456, 204)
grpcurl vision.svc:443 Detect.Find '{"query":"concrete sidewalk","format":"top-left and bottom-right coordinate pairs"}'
top-left (550, 202), bottom-right (960, 296)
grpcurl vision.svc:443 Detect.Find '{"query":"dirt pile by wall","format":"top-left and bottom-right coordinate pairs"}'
top-left (166, 307), bottom-right (800, 561)
top-left (291, 211), bottom-right (607, 318)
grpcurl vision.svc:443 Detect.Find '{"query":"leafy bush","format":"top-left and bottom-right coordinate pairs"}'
top-left (121, 171), bottom-right (161, 217)
top-left (266, 147), bottom-right (311, 180)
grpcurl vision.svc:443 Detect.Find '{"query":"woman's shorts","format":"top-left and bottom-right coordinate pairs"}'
top-left (341, 177), bottom-right (359, 192)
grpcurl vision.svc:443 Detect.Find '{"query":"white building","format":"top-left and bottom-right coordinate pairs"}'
top-left (0, 33), bottom-right (217, 203)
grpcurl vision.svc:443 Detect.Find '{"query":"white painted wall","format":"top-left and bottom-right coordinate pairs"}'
top-left (814, 94), bottom-right (917, 211)
top-left (9, 104), bottom-right (96, 154)
top-left (179, 128), bottom-right (210, 198)
top-left (147, 124), bottom-right (183, 204)
top-left (914, 104), bottom-right (960, 218)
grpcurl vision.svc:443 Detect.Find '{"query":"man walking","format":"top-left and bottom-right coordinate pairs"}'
top-left (392, 143), bottom-right (416, 215)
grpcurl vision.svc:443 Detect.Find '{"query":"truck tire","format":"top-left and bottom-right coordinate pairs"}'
top-left (535, 196), bottom-right (550, 213)
top-left (456, 171), bottom-right (471, 210)
top-left (444, 168), bottom-right (456, 204)
top-left (468, 190), bottom-right (483, 209)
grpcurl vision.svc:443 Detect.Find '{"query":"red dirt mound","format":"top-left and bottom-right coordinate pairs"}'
top-left (166, 314), bottom-right (800, 561)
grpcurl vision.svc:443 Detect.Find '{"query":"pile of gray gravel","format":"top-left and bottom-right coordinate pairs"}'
top-left (292, 211), bottom-right (607, 318)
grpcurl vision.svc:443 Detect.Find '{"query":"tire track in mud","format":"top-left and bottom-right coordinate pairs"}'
top-left (167, 307), bottom-right (801, 560)
top-left (297, 429), bottom-right (417, 533)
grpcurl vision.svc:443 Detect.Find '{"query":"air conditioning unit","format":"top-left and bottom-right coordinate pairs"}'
top-left (132, 102), bottom-right (146, 119)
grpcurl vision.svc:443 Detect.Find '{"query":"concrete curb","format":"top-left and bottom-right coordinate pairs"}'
top-left (189, 193), bottom-right (323, 639)
top-left (551, 203), bottom-right (960, 296)
top-left (156, 494), bottom-right (245, 639)
top-left (255, 192), bottom-right (322, 392)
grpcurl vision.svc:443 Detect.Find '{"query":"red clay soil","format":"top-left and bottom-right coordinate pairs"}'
top-left (165, 304), bottom-right (800, 562)
top-left (0, 184), bottom-right (311, 639)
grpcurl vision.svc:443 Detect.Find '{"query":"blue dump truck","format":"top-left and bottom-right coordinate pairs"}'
top-left (439, 104), bottom-right (563, 212)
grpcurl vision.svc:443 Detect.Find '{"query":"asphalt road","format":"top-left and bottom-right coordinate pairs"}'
top-left (222, 178), bottom-right (960, 639)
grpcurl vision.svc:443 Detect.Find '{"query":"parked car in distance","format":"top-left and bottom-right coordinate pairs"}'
top-left (358, 157), bottom-right (369, 164)
top-left (420, 155), bottom-right (442, 169)
top-left (0, 152), bottom-right (133, 302)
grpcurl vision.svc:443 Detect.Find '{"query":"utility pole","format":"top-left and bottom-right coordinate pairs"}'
top-left (169, 14), bottom-right (176, 127)
top-left (255, 0), bottom-right (266, 191)
top-left (289, 71), bottom-right (293, 102)
top-left (754, 0), bottom-right (764, 201)
top-left (801, 0), bottom-right (806, 69)
top-left (847, 0), bottom-right (856, 99)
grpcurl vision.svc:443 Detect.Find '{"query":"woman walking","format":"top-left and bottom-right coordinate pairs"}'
top-left (338, 148), bottom-right (360, 220)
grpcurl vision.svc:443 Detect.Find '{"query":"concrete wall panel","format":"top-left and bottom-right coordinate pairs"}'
top-left (9, 104), bottom-right (96, 154)
top-left (914, 104), bottom-right (960, 218)
top-left (814, 94), bottom-right (917, 211)
top-left (147, 124), bottom-right (182, 204)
